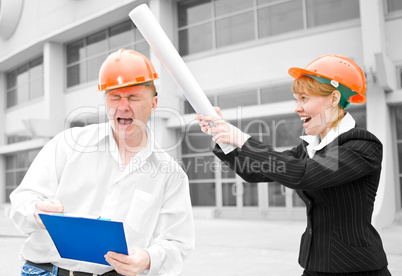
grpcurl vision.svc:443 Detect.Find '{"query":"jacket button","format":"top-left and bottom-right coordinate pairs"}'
top-left (309, 228), bottom-right (312, 234)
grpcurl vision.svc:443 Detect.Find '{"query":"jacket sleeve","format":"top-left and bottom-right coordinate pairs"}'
top-left (214, 133), bottom-right (382, 190)
top-left (144, 170), bottom-right (195, 276)
top-left (213, 139), bottom-right (303, 183)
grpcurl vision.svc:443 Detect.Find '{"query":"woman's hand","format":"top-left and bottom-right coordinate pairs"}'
top-left (195, 106), bottom-right (224, 135)
top-left (195, 107), bottom-right (250, 148)
top-left (105, 249), bottom-right (150, 276)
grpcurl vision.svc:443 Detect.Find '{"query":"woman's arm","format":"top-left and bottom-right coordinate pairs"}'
top-left (234, 132), bottom-right (381, 190)
top-left (196, 110), bottom-right (382, 190)
top-left (213, 141), bottom-right (303, 183)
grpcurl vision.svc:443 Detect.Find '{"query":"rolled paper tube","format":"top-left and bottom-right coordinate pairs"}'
top-left (129, 4), bottom-right (236, 154)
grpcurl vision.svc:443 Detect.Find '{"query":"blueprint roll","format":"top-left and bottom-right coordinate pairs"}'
top-left (129, 4), bottom-right (235, 154)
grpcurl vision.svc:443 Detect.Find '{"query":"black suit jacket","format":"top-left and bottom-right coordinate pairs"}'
top-left (214, 128), bottom-right (388, 273)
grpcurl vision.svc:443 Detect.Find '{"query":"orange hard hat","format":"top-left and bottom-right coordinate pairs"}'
top-left (288, 54), bottom-right (366, 105)
top-left (98, 49), bottom-right (158, 92)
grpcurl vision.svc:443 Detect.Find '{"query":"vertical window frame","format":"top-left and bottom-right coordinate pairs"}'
top-left (397, 66), bottom-right (402, 89)
top-left (394, 106), bottom-right (402, 209)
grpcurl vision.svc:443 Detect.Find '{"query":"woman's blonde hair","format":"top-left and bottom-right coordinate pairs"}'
top-left (292, 75), bottom-right (344, 129)
top-left (292, 75), bottom-right (334, 96)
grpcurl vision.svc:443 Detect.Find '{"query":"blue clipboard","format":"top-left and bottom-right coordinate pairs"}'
top-left (39, 213), bottom-right (128, 266)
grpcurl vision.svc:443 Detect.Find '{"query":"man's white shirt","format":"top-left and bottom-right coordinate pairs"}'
top-left (10, 122), bottom-right (195, 275)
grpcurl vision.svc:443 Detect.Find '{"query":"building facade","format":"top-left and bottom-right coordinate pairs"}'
top-left (0, 0), bottom-right (401, 229)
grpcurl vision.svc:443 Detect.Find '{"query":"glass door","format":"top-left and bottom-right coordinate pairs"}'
top-left (218, 176), bottom-right (305, 219)
top-left (219, 176), bottom-right (261, 218)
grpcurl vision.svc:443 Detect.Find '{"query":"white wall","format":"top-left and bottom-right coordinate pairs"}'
top-left (0, 0), bottom-right (140, 57)
top-left (65, 81), bottom-right (106, 123)
top-left (5, 100), bottom-right (46, 135)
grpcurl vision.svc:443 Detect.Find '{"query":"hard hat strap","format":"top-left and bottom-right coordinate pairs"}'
top-left (305, 75), bottom-right (358, 109)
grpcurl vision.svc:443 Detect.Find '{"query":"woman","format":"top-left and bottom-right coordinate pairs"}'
top-left (196, 54), bottom-right (391, 276)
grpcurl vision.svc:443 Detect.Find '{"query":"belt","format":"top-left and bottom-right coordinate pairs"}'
top-left (26, 261), bottom-right (118, 276)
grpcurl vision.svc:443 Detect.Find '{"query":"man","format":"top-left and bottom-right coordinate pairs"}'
top-left (10, 49), bottom-right (195, 276)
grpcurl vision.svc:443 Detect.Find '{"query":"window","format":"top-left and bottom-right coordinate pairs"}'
top-left (272, 114), bottom-right (303, 147)
top-left (348, 107), bottom-right (367, 130)
top-left (6, 57), bottom-right (44, 109)
top-left (261, 84), bottom-right (293, 104)
top-left (243, 182), bottom-right (258, 206)
top-left (386, 0), bottom-right (402, 13)
top-left (215, 10), bottom-right (254, 48)
top-left (66, 21), bottom-right (149, 88)
top-left (398, 66), bottom-right (402, 89)
top-left (395, 107), bottom-right (402, 208)
top-left (217, 90), bottom-right (258, 109)
top-left (181, 122), bottom-right (217, 206)
top-left (269, 183), bottom-right (286, 207)
top-left (181, 111), bottom-right (306, 207)
top-left (7, 135), bottom-right (31, 144)
top-left (189, 182), bottom-right (216, 206)
top-left (69, 112), bottom-right (107, 128)
top-left (258, 0), bottom-right (303, 38)
top-left (5, 149), bottom-right (41, 203)
top-left (305, 0), bottom-right (360, 28)
top-left (178, 0), bottom-right (360, 55)
top-left (183, 83), bottom-right (292, 115)
top-left (184, 95), bottom-right (215, 114)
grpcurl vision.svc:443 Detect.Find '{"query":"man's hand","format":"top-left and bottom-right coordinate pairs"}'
top-left (34, 198), bottom-right (64, 229)
top-left (105, 249), bottom-right (150, 276)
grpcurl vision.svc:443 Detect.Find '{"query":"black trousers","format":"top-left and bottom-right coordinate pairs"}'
top-left (302, 266), bottom-right (391, 276)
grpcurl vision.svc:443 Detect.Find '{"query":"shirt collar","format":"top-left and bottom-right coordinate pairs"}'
top-left (300, 112), bottom-right (355, 158)
top-left (98, 122), bottom-right (153, 149)
top-left (97, 122), bottom-right (157, 166)
top-left (98, 122), bottom-right (155, 169)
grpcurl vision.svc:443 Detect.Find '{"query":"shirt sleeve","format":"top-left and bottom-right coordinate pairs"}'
top-left (218, 134), bottom-right (251, 154)
top-left (143, 170), bottom-right (195, 276)
top-left (9, 132), bottom-right (69, 235)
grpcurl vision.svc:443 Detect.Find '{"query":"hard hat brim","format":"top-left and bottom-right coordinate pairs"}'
top-left (288, 67), bottom-right (326, 80)
top-left (98, 79), bottom-right (156, 92)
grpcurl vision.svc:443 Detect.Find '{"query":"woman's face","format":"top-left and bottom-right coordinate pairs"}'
top-left (293, 87), bottom-right (335, 139)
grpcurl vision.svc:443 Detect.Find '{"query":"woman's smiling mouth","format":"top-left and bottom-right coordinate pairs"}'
top-left (300, 116), bottom-right (311, 128)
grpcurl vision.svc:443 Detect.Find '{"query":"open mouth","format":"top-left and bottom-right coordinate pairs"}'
top-left (300, 116), bottom-right (311, 128)
top-left (117, 117), bottom-right (133, 126)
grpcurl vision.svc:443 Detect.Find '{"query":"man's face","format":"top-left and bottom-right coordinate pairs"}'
top-left (105, 85), bottom-right (157, 141)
